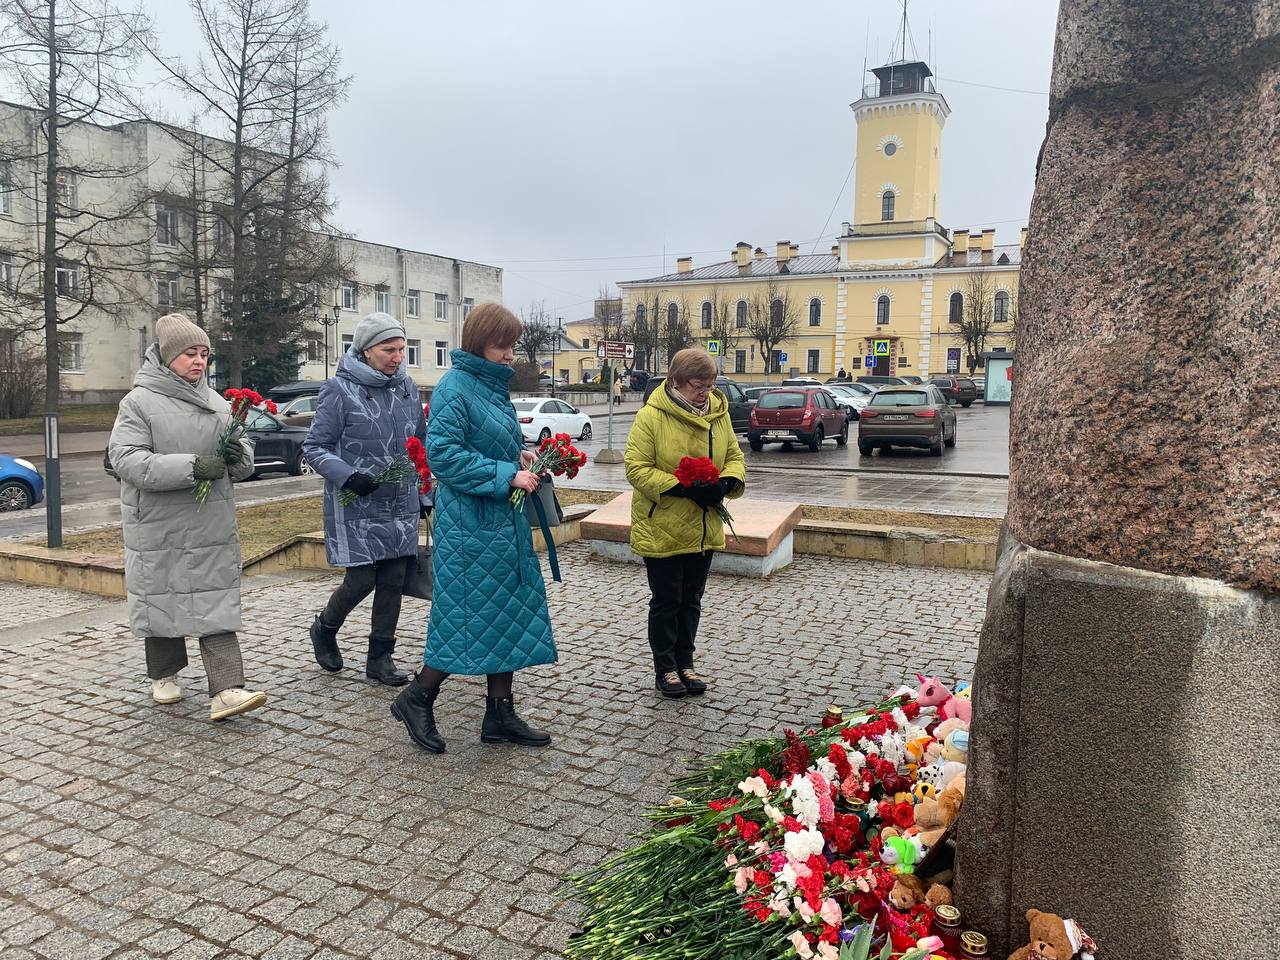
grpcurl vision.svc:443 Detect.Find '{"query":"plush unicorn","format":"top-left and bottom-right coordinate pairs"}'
top-left (914, 674), bottom-right (972, 725)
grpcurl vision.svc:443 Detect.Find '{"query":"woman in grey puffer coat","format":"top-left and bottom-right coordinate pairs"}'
top-left (303, 312), bottom-right (428, 686)
top-left (108, 313), bottom-right (266, 722)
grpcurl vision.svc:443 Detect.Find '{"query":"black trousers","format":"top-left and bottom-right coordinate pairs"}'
top-left (643, 551), bottom-right (714, 675)
top-left (320, 556), bottom-right (412, 656)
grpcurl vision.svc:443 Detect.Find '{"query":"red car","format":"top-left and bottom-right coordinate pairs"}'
top-left (748, 387), bottom-right (848, 452)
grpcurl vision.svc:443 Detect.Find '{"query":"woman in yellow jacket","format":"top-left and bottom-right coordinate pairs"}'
top-left (624, 348), bottom-right (746, 698)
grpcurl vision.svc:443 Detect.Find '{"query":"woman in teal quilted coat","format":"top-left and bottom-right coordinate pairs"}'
top-left (391, 303), bottom-right (557, 754)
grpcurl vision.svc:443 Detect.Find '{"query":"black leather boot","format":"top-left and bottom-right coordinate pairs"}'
top-left (309, 614), bottom-right (342, 672)
top-left (390, 682), bottom-right (445, 753)
top-left (366, 652), bottom-right (409, 686)
top-left (481, 696), bottom-right (551, 747)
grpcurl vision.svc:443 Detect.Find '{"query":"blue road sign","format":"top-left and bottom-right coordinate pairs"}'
top-left (865, 355), bottom-right (875, 367)
top-left (779, 352), bottom-right (788, 364)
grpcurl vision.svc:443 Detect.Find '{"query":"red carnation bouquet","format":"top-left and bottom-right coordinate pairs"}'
top-left (405, 436), bottom-right (432, 495)
top-left (196, 388), bottom-right (276, 505)
top-left (674, 455), bottom-right (737, 540)
top-left (510, 432), bottom-right (586, 510)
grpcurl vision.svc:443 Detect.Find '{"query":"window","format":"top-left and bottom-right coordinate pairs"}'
top-left (700, 301), bottom-right (712, 329)
top-left (406, 289), bottom-right (420, 317)
top-left (462, 297), bottom-right (474, 320)
top-left (0, 161), bottom-right (12, 215)
top-left (948, 291), bottom-right (963, 323)
top-left (735, 300), bottom-right (747, 329)
top-left (0, 252), bottom-right (14, 290)
top-left (667, 302), bottom-right (678, 326)
top-left (769, 350), bottom-right (782, 374)
top-left (55, 260), bottom-right (80, 297)
top-left (770, 299), bottom-right (783, 324)
top-left (55, 170), bottom-right (78, 218)
top-left (341, 333), bottom-right (354, 353)
top-left (58, 332), bottom-right (84, 371)
top-left (406, 338), bottom-right (421, 367)
top-left (808, 298), bottom-right (821, 326)
top-left (876, 295), bottom-right (891, 325)
top-left (157, 272), bottom-right (179, 307)
top-left (435, 340), bottom-right (449, 368)
top-left (305, 335), bottom-right (324, 363)
top-left (734, 349), bottom-right (746, 374)
top-left (375, 286), bottom-right (391, 314)
top-left (213, 215), bottom-right (230, 252)
top-left (881, 190), bottom-right (895, 222)
top-left (434, 292), bottom-right (448, 320)
top-left (851, 357), bottom-right (862, 369)
top-left (341, 281), bottom-right (358, 311)
top-left (155, 204), bottom-right (178, 246)
top-left (898, 355), bottom-right (909, 367)
top-left (635, 303), bottom-right (646, 327)
top-left (807, 349), bottom-right (820, 374)
top-left (994, 290), bottom-right (1010, 323)
top-left (581, 337), bottom-right (590, 349)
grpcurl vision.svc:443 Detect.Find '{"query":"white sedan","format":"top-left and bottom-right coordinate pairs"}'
top-left (512, 397), bottom-right (593, 444)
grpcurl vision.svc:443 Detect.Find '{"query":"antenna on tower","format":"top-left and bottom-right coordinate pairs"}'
top-left (901, 0), bottom-right (908, 62)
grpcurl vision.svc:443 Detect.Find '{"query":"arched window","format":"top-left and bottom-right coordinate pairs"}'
top-left (700, 301), bottom-right (712, 329)
top-left (635, 303), bottom-right (646, 327)
top-left (876, 295), bottom-right (891, 325)
top-left (994, 290), bottom-right (1010, 323)
top-left (948, 291), bottom-right (963, 323)
top-left (667, 302), bottom-right (678, 326)
top-left (735, 300), bottom-right (747, 328)
top-left (881, 190), bottom-right (895, 222)
top-left (770, 299), bottom-right (783, 325)
top-left (808, 298), bottom-right (821, 326)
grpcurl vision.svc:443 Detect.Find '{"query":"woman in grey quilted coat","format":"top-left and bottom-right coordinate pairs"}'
top-left (303, 312), bottom-right (428, 687)
top-left (108, 313), bottom-right (266, 722)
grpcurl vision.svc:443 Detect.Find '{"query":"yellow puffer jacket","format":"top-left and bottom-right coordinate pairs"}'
top-left (624, 384), bottom-right (747, 558)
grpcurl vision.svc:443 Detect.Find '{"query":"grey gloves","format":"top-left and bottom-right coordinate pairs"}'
top-left (193, 456), bottom-right (226, 481)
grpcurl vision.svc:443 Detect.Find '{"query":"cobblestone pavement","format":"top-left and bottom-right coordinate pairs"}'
top-left (0, 545), bottom-right (990, 959)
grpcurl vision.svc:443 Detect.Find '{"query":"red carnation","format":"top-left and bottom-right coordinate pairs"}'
top-left (734, 814), bottom-right (761, 844)
top-left (707, 796), bottom-right (739, 813)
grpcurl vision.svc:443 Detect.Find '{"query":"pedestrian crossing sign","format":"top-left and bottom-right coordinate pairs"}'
top-left (706, 339), bottom-right (721, 357)
top-left (873, 339), bottom-right (890, 356)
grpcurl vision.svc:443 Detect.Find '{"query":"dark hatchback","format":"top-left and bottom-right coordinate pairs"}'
top-left (927, 376), bottom-right (979, 408)
top-left (643, 376), bottom-right (755, 434)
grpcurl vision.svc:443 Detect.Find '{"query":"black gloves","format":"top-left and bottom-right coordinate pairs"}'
top-left (193, 456), bottom-right (226, 481)
top-left (419, 504), bottom-right (432, 519)
top-left (717, 478), bottom-right (739, 498)
top-left (686, 484), bottom-right (725, 509)
top-left (664, 483), bottom-right (689, 498)
top-left (342, 472), bottom-right (378, 497)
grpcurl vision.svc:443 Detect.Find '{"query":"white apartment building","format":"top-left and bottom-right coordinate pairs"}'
top-left (0, 101), bottom-right (500, 403)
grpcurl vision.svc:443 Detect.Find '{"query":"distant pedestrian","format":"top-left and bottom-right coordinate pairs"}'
top-left (837, 366), bottom-right (848, 380)
top-left (613, 369), bottom-right (623, 403)
top-left (303, 312), bottom-right (429, 687)
top-left (624, 347), bottom-right (745, 698)
top-left (390, 303), bottom-right (557, 754)
top-left (108, 313), bottom-right (266, 721)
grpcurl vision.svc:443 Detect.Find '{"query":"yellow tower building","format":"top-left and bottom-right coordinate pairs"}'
top-left (616, 51), bottom-right (1018, 394)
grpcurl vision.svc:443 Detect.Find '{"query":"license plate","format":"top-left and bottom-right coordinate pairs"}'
top-left (882, 415), bottom-right (909, 421)
top-left (767, 430), bottom-right (791, 437)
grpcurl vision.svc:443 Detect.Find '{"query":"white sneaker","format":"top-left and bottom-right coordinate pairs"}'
top-left (151, 675), bottom-right (182, 705)
top-left (209, 687), bottom-right (267, 721)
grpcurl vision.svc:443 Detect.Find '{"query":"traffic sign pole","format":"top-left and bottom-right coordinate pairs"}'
top-left (595, 340), bottom-right (634, 464)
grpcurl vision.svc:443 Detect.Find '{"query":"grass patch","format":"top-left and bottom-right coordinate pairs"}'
top-left (0, 402), bottom-right (121, 436)
top-left (46, 495), bottom-right (324, 563)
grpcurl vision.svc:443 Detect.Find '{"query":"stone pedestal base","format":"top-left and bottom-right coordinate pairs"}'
top-left (588, 533), bottom-right (793, 578)
top-left (956, 532), bottom-right (1278, 958)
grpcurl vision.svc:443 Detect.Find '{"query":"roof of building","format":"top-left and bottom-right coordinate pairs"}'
top-left (620, 243), bottom-right (1021, 285)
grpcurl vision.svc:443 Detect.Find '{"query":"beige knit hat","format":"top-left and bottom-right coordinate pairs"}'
top-left (156, 313), bottom-right (211, 366)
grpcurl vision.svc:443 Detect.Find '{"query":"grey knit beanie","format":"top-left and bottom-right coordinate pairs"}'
top-left (156, 313), bottom-right (211, 366)
top-left (351, 311), bottom-right (405, 353)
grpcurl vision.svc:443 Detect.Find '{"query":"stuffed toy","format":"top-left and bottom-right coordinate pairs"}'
top-left (942, 729), bottom-right (969, 764)
top-left (913, 777), bottom-right (964, 850)
top-left (1007, 909), bottom-right (1098, 960)
top-left (887, 873), bottom-right (926, 911)
top-left (880, 834), bottom-right (923, 874)
top-left (913, 674), bottom-right (972, 724)
top-left (925, 882), bottom-right (952, 908)
top-left (933, 716), bottom-right (968, 743)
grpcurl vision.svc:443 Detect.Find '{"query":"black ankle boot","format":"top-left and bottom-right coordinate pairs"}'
top-left (366, 652), bottom-right (408, 686)
top-left (309, 615), bottom-right (342, 672)
top-left (390, 682), bottom-right (445, 753)
top-left (481, 696), bottom-right (551, 747)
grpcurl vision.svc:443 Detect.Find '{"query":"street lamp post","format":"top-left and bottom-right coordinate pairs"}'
top-left (315, 291), bottom-right (340, 380)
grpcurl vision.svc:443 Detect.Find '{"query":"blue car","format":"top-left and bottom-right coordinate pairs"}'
top-left (0, 454), bottom-right (44, 511)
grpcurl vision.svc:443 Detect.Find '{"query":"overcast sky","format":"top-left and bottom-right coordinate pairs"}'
top-left (148, 0), bottom-right (1060, 323)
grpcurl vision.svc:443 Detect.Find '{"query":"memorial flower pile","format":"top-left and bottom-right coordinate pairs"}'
top-left (563, 680), bottom-right (977, 960)
top-left (510, 432), bottom-right (586, 510)
top-left (674, 455), bottom-right (738, 539)
top-left (195, 388), bottom-right (276, 505)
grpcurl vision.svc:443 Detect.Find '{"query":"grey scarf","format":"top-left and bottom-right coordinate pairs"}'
top-left (666, 381), bottom-right (710, 417)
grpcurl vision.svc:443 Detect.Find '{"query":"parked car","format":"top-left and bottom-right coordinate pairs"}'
top-left (0, 454), bottom-right (44, 511)
top-left (266, 381), bottom-right (321, 404)
top-left (856, 374), bottom-right (912, 387)
top-left (642, 376), bottom-right (755, 433)
top-left (819, 386), bottom-right (860, 420)
top-left (899, 375), bottom-right (924, 385)
top-left (857, 384), bottom-right (957, 457)
top-left (780, 377), bottom-right (823, 387)
top-left (927, 376), bottom-right (979, 408)
top-left (627, 369), bottom-right (651, 392)
top-left (743, 386), bottom-right (773, 402)
top-left (972, 376), bottom-right (986, 395)
top-left (748, 387), bottom-right (848, 452)
top-left (538, 373), bottom-right (568, 388)
top-left (513, 397), bottom-right (593, 443)
top-left (244, 407), bottom-right (313, 477)
top-left (827, 382), bottom-right (877, 417)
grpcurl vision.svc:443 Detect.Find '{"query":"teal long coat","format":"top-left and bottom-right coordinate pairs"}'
top-left (423, 350), bottom-right (557, 675)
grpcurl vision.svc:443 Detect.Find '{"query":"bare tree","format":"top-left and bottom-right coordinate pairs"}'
top-left (957, 271), bottom-right (995, 374)
top-left (630, 290), bottom-right (664, 372)
top-left (703, 285), bottom-right (741, 373)
top-left (661, 294), bottom-right (693, 361)
top-left (0, 0), bottom-right (152, 410)
top-left (747, 281), bottom-right (800, 383)
top-left (517, 299), bottom-right (556, 366)
top-left (147, 0), bottom-right (351, 387)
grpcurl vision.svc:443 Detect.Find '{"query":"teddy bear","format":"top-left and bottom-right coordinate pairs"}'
top-left (887, 873), bottom-right (925, 911)
top-left (925, 881), bottom-right (952, 908)
top-left (1007, 909), bottom-right (1098, 960)
top-left (913, 776), bottom-right (964, 850)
